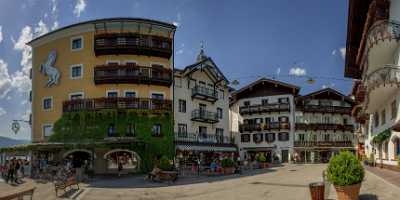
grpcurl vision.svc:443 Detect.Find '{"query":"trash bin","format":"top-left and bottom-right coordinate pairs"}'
top-left (309, 182), bottom-right (325, 200)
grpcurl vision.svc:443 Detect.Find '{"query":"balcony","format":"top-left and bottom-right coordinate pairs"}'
top-left (94, 64), bottom-right (172, 86)
top-left (239, 122), bottom-right (290, 133)
top-left (191, 109), bottom-right (219, 124)
top-left (295, 123), bottom-right (354, 132)
top-left (63, 97), bottom-right (172, 113)
top-left (296, 105), bottom-right (351, 115)
top-left (239, 103), bottom-right (290, 115)
top-left (355, 84), bottom-right (366, 103)
top-left (191, 86), bottom-right (218, 103)
top-left (294, 141), bottom-right (353, 148)
top-left (94, 33), bottom-right (172, 58)
top-left (365, 65), bottom-right (400, 112)
top-left (174, 132), bottom-right (235, 147)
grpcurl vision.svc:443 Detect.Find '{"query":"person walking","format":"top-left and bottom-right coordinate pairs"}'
top-left (6, 159), bottom-right (15, 184)
top-left (118, 157), bottom-right (123, 177)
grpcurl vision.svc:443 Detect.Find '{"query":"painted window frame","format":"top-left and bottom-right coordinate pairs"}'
top-left (70, 36), bottom-right (84, 51)
top-left (69, 92), bottom-right (85, 100)
top-left (70, 64), bottom-right (83, 79)
top-left (42, 96), bottom-right (53, 111)
top-left (106, 90), bottom-right (119, 97)
top-left (42, 123), bottom-right (54, 137)
top-left (123, 90), bottom-right (137, 98)
top-left (150, 91), bottom-right (165, 100)
top-left (106, 60), bottom-right (121, 65)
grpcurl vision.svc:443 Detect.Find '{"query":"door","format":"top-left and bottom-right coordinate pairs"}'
top-left (281, 150), bottom-right (289, 163)
top-left (199, 103), bottom-right (206, 118)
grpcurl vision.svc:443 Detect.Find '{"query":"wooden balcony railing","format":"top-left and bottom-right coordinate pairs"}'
top-left (295, 123), bottom-right (354, 132)
top-left (63, 97), bottom-right (172, 112)
top-left (296, 105), bottom-right (352, 115)
top-left (94, 64), bottom-right (172, 86)
top-left (94, 33), bottom-right (173, 58)
top-left (366, 65), bottom-right (400, 92)
top-left (174, 132), bottom-right (235, 147)
top-left (355, 84), bottom-right (366, 103)
top-left (239, 122), bottom-right (290, 133)
top-left (191, 86), bottom-right (218, 103)
top-left (239, 103), bottom-right (290, 115)
top-left (191, 109), bottom-right (219, 124)
top-left (294, 141), bottom-right (353, 147)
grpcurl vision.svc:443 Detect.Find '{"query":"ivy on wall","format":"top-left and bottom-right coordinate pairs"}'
top-left (48, 109), bottom-right (174, 172)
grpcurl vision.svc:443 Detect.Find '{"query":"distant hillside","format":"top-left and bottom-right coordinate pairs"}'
top-left (0, 136), bottom-right (30, 148)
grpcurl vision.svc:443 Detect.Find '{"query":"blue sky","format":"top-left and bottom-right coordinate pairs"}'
top-left (0, 0), bottom-right (350, 140)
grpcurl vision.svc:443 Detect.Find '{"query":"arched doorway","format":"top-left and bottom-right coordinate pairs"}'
top-left (103, 149), bottom-right (140, 173)
top-left (63, 149), bottom-right (94, 169)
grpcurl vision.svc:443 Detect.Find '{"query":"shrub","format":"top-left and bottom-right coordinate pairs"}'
top-left (257, 154), bottom-right (267, 163)
top-left (327, 151), bottom-right (364, 186)
top-left (221, 158), bottom-right (235, 168)
top-left (158, 156), bottom-right (173, 171)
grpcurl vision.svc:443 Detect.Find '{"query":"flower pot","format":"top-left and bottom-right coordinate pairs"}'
top-left (309, 182), bottom-right (324, 200)
top-left (260, 162), bottom-right (268, 168)
top-left (334, 183), bottom-right (361, 200)
top-left (223, 167), bottom-right (234, 175)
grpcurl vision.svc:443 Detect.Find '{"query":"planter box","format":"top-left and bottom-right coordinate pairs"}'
top-left (259, 163), bottom-right (269, 168)
top-left (223, 167), bottom-right (235, 175)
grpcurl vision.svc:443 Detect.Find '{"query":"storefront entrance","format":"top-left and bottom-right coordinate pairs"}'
top-left (103, 149), bottom-right (140, 173)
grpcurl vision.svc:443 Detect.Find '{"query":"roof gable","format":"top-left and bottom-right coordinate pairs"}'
top-left (300, 88), bottom-right (354, 104)
top-left (177, 57), bottom-right (228, 84)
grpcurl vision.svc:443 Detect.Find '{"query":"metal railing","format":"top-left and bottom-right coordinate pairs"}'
top-left (294, 141), bottom-right (353, 147)
top-left (239, 122), bottom-right (290, 132)
top-left (296, 105), bottom-right (352, 114)
top-left (295, 123), bottom-right (354, 131)
top-left (174, 132), bottom-right (234, 145)
top-left (191, 86), bottom-right (218, 99)
top-left (191, 109), bottom-right (219, 122)
top-left (366, 64), bottom-right (400, 91)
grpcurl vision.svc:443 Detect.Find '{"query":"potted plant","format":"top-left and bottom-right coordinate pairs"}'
top-left (221, 158), bottom-right (235, 175)
top-left (159, 156), bottom-right (174, 171)
top-left (327, 151), bottom-right (364, 200)
top-left (257, 154), bottom-right (268, 168)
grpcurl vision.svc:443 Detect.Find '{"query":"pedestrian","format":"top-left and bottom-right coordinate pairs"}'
top-left (118, 157), bottom-right (123, 177)
top-left (7, 159), bottom-right (15, 184)
top-left (20, 160), bottom-right (25, 177)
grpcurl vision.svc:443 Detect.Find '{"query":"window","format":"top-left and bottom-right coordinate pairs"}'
top-left (43, 97), bottom-right (52, 110)
top-left (125, 60), bottom-right (136, 66)
top-left (179, 99), bottom-right (186, 113)
top-left (243, 101), bottom-right (250, 106)
top-left (217, 108), bottom-right (223, 119)
top-left (106, 60), bottom-right (120, 65)
top-left (107, 91), bottom-right (118, 97)
top-left (152, 124), bottom-right (162, 136)
top-left (262, 99), bottom-right (268, 105)
top-left (391, 100), bottom-right (397, 119)
top-left (279, 97), bottom-right (289, 104)
top-left (126, 123), bottom-right (135, 137)
top-left (43, 124), bottom-right (53, 137)
top-left (71, 36), bottom-right (83, 50)
top-left (216, 128), bottom-right (224, 143)
top-left (278, 116), bottom-right (288, 122)
top-left (70, 93), bottom-right (83, 100)
top-left (178, 124), bottom-right (187, 137)
top-left (241, 134), bottom-right (250, 143)
top-left (299, 134), bottom-right (305, 141)
top-left (199, 126), bottom-right (207, 138)
top-left (323, 116), bottom-right (331, 124)
top-left (381, 109), bottom-right (386, 125)
top-left (374, 112), bottom-right (379, 128)
top-left (253, 133), bottom-right (263, 143)
top-left (324, 134), bottom-right (330, 141)
top-left (108, 123), bottom-right (116, 137)
top-left (125, 91), bottom-right (136, 97)
top-left (219, 89), bottom-right (224, 99)
top-left (151, 93), bottom-right (164, 100)
top-left (70, 65), bottom-right (82, 79)
top-left (265, 133), bottom-right (275, 142)
top-left (278, 132), bottom-right (289, 141)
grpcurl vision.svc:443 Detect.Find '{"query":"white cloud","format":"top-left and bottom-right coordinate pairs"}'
top-left (177, 12), bottom-right (182, 21)
top-left (331, 49), bottom-right (336, 56)
top-left (51, 21), bottom-right (59, 30)
top-left (51, 0), bottom-right (57, 14)
top-left (73, 0), bottom-right (87, 18)
top-left (340, 47), bottom-right (346, 60)
top-left (0, 26), bottom-right (3, 44)
top-left (289, 67), bottom-right (306, 76)
top-left (0, 107), bottom-right (6, 117)
top-left (276, 67), bottom-right (281, 76)
top-left (34, 20), bottom-right (49, 37)
top-left (322, 83), bottom-right (335, 89)
top-left (176, 49), bottom-right (184, 55)
top-left (0, 60), bottom-right (12, 98)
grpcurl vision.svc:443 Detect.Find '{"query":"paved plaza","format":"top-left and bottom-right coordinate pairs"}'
top-left (1, 164), bottom-right (399, 200)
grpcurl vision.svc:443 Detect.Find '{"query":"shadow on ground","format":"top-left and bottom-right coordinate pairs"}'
top-left (359, 194), bottom-right (379, 200)
top-left (87, 168), bottom-right (277, 189)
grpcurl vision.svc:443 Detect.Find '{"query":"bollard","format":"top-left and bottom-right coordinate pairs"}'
top-left (309, 182), bottom-right (325, 200)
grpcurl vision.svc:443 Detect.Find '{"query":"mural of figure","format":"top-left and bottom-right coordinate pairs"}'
top-left (40, 50), bottom-right (60, 87)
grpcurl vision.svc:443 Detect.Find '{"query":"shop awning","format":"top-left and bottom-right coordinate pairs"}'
top-left (176, 144), bottom-right (237, 152)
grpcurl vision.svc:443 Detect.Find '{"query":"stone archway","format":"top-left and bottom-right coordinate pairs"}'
top-left (103, 149), bottom-right (141, 172)
top-left (63, 149), bottom-right (96, 159)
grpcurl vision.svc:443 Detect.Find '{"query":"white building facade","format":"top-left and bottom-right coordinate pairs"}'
top-left (293, 89), bottom-right (356, 163)
top-left (345, 0), bottom-right (400, 170)
top-left (173, 50), bottom-right (235, 164)
top-left (230, 78), bottom-right (299, 163)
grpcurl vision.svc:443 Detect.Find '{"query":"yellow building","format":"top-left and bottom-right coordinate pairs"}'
top-left (27, 18), bottom-right (176, 174)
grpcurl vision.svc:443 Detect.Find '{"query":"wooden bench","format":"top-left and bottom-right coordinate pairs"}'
top-left (0, 186), bottom-right (36, 200)
top-left (54, 176), bottom-right (79, 196)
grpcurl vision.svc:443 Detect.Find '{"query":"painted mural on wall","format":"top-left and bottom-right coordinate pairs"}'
top-left (39, 50), bottom-right (60, 87)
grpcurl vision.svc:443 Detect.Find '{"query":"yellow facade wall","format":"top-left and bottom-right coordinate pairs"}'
top-left (31, 31), bottom-right (173, 142)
